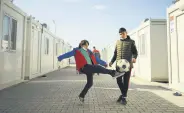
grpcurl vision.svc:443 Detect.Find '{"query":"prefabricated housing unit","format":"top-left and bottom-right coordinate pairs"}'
top-left (0, 0), bottom-right (71, 90)
top-left (129, 19), bottom-right (168, 82)
top-left (0, 0), bottom-right (27, 90)
top-left (167, 0), bottom-right (184, 92)
top-left (24, 16), bottom-right (69, 80)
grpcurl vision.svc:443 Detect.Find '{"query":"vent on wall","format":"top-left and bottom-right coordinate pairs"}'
top-left (144, 18), bottom-right (149, 22)
top-left (140, 18), bottom-right (149, 24)
top-left (42, 23), bottom-right (48, 28)
top-left (42, 23), bottom-right (50, 30)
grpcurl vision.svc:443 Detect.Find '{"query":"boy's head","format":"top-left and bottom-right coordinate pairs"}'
top-left (119, 27), bottom-right (127, 39)
top-left (93, 46), bottom-right (96, 50)
top-left (79, 40), bottom-right (89, 49)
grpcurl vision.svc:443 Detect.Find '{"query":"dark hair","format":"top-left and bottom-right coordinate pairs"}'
top-left (78, 40), bottom-right (89, 48)
top-left (93, 46), bottom-right (95, 49)
top-left (119, 27), bottom-right (127, 33)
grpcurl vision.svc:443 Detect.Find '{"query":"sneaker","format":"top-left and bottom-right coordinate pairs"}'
top-left (79, 96), bottom-right (84, 103)
top-left (117, 95), bottom-right (122, 103)
top-left (121, 97), bottom-right (127, 105)
top-left (111, 71), bottom-right (125, 79)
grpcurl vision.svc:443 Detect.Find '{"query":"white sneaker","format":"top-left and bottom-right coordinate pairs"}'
top-left (112, 72), bottom-right (125, 79)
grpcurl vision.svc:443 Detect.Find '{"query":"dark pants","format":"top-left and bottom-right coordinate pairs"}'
top-left (116, 68), bottom-right (131, 97)
top-left (79, 64), bottom-right (113, 98)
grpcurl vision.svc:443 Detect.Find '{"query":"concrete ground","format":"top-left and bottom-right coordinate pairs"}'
top-left (0, 67), bottom-right (184, 113)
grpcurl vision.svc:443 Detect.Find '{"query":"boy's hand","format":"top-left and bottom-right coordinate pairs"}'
top-left (132, 58), bottom-right (136, 63)
top-left (57, 57), bottom-right (62, 62)
top-left (109, 62), bottom-right (113, 67)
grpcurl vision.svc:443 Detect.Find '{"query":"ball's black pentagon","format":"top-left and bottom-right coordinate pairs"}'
top-left (116, 66), bottom-right (121, 72)
top-left (122, 65), bottom-right (126, 69)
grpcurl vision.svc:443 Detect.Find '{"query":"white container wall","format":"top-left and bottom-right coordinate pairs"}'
top-left (41, 27), bottom-right (55, 74)
top-left (61, 42), bottom-right (71, 67)
top-left (57, 41), bottom-right (72, 68)
top-left (167, 0), bottom-right (184, 92)
top-left (0, 1), bottom-right (71, 90)
top-left (0, 0), bottom-right (27, 90)
top-left (129, 19), bottom-right (168, 82)
top-left (24, 17), bottom-right (42, 79)
top-left (57, 39), bottom-right (64, 68)
top-left (101, 19), bottom-right (168, 82)
top-left (25, 16), bottom-right (71, 80)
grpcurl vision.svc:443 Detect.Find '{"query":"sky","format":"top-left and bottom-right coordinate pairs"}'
top-left (14, 0), bottom-right (173, 50)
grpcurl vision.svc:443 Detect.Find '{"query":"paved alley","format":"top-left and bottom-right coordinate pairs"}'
top-left (0, 67), bottom-right (184, 113)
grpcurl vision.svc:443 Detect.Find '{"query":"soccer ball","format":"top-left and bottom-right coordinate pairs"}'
top-left (116, 59), bottom-right (130, 73)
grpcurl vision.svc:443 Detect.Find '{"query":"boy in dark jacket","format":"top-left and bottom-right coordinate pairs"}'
top-left (58, 40), bottom-right (124, 103)
top-left (109, 28), bottom-right (138, 105)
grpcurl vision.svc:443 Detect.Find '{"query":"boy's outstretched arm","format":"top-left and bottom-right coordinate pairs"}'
top-left (95, 56), bottom-right (107, 67)
top-left (58, 49), bottom-right (75, 61)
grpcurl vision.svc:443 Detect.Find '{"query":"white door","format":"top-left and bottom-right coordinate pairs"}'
top-left (31, 26), bottom-right (39, 74)
top-left (170, 15), bottom-right (179, 84)
top-left (177, 14), bottom-right (184, 83)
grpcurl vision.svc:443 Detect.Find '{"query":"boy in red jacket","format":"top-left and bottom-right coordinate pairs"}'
top-left (58, 40), bottom-right (124, 102)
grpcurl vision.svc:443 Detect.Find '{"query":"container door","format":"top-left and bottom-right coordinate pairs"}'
top-left (177, 14), bottom-right (184, 83)
top-left (31, 26), bottom-right (40, 74)
top-left (169, 14), bottom-right (178, 84)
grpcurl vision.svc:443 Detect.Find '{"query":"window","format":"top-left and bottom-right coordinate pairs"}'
top-left (44, 37), bottom-right (49, 55)
top-left (2, 15), bottom-right (17, 51)
top-left (139, 34), bottom-right (146, 55)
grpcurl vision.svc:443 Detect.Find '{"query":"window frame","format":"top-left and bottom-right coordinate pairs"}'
top-left (139, 34), bottom-right (146, 55)
top-left (10, 17), bottom-right (17, 51)
top-left (1, 13), bottom-right (17, 52)
top-left (44, 37), bottom-right (49, 55)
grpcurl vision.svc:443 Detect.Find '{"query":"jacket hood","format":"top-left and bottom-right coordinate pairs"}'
top-left (120, 35), bottom-right (131, 41)
top-left (127, 35), bottom-right (131, 39)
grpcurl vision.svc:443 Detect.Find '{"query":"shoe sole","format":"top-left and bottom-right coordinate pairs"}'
top-left (79, 97), bottom-right (84, 104)
top-left (113, 72), bottom-right (125, 79)
top-left (116, 100), bottom-right (121, 103)
top-left (121, 102), bottom-right (127, 105)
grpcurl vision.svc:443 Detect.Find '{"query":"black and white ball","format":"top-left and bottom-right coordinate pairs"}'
top-left (116, 59), bottom-right (130, 73)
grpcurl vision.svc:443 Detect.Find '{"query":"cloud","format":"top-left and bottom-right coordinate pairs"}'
top-left (93, 5), bottom-right (107, 10)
